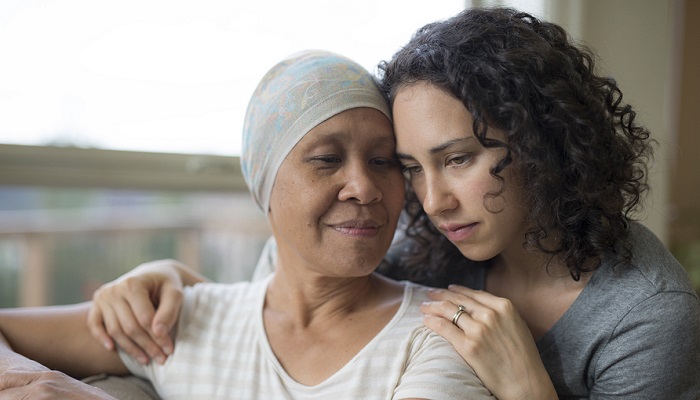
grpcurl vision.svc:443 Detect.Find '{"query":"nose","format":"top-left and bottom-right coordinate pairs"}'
top-left (338, 162), bottom-right (382, 205)
top-left (420, 172), bottom-right (458, 216)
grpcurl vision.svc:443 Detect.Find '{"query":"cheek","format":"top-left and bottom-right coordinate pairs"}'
top-left (409, 178), bottom-right (427, 204)
top-left (472, 173), bottom-right (505, 209)
top-left (388, 178), bottom-right (406, 216)
top-left (271, 176), bottom-right (324, 220)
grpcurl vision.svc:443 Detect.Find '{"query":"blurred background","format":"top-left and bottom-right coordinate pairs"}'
top-left (1, 0), bottom-right (698, 307)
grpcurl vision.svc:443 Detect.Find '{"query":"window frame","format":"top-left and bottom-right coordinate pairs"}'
top-left (0, 144), bottom-right (246, 192)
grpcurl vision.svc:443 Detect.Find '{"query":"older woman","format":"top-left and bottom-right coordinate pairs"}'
top-left (0, 50), bottom-right (493, 399)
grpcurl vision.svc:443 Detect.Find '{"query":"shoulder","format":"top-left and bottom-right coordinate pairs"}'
top-left (389, 282), bottom-right (455, 346)
top-left (572, 223), bottom-right (700, 395)
top-left (179, 278), bottom-right (268, 330)
top-left (391, 281), bottom-right (494, 399)
top-left (576, 222), bottom-right (700, 340)
top-left (592, 222), bottom-right (699, 310)
top-left (391, 284), bottom-right (495, 399)
top-left (403, 281), bottom-right (432, 300)
top-left (184, 278), bottom-right (268, 307)
top-left (394, 282), bottom-right (478, 364)
top-left (623, 222), bottom-right (698, 295)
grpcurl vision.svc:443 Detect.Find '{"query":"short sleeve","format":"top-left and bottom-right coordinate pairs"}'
top-left (393, 330), bottom-right (495, 400)
top-left (118, 348), bottom-right (151, 381)
top-left (590, 291), bottom-right (700, 399)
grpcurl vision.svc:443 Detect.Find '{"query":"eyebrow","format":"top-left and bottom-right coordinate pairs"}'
top-left (396, 137), bottom-right (476, 160)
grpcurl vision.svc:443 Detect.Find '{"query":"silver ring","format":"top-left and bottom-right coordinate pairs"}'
top-left (451, 305), bottom-right (466, 325)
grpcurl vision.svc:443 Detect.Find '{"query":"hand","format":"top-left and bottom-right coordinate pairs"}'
top-left (421, 285), bottom-right (557, 400)
top-left (87, 260), bottom-right (187, 366)
top-left (0, 370), bottom-right (117, 400)
top-left (0, 345), bottom-right (117, 400)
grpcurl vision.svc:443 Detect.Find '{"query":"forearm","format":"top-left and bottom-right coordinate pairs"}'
top-left (0, 303), bottom-right (128, 379)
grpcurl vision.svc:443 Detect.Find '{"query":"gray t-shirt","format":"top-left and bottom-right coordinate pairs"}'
top-left (462, 223), bottom-right (700, 399)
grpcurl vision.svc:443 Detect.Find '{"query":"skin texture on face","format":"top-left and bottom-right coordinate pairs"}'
top-left (268, 107), bottom-right (405, 278)
top-left (393, 82), bottom-right (530, 264)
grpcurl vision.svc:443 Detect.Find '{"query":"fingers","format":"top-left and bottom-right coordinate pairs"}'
top-left (89, 278), bottom-right (167, 365)
top-left (420, 298), bottom-right (467, 326)
top-left (427, 286), bottom-right (516, 320)
top-left (0, 374), bottom-right (39, 400)
top-left (420, 287), bottom-right (520, 353)
top-left (149, 282), bottom-right (183, 356)
top-left (427, 285), bottom-right (484, 305)
top-left (86, 267), bottom-right (186, 367)
top-left (86, 307), bottom-right (114, 352)
top-left (107, 299), bottom-right (162, 365)
top-left (422, 287), bottom-right (553, 400)
top-left (0, 369), bottom-right (35, 392)
top-left (423, 289), bottom-right (485, 326)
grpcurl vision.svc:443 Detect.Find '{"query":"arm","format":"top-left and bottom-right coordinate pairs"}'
top-left (0, 303), bottom-right (127, 379)
top-left (0, 310), bottom-right (123, 400)
top-left (421, 286), bottom-right (557, 400)
top-left (590, 292), bottom-right (700, 399)
top-left (87, 259), bottom-right (208, 365)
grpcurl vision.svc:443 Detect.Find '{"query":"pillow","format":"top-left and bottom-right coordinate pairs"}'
top-left (83, 374), bottom-right (160, 400)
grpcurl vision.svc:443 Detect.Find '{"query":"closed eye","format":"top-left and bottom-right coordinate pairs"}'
top-left (401, 164), bottom-right (423, 179)
top-left (371, 157), bottom-right (399, 169)
top-left (311, 155), bottom-right (342, 164)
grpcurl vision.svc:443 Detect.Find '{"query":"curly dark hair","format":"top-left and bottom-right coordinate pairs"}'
top-left (377, 7), bottom-right (654, 281)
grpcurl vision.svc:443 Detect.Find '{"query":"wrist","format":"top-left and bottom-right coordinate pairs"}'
top-left (523, 374), bottom-right (558, 400)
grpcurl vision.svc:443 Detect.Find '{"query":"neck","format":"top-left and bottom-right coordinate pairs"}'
top-left (490, 239), bottom-right (576, 286)
top-left (487, 240), bottom-right (592, 340)
top-left (266, 267), bottom-right (397, 328)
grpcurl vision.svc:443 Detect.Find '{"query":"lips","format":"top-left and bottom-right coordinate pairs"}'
top-left (330, 220), bottom-right (383, 237)
top-left (438, 222), bottom-right (478, 242)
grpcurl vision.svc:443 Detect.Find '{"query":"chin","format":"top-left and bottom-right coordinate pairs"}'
top-left (332, 249), bottom-right (385, 270)
top-left (454, 244), bottom-right (496, 262)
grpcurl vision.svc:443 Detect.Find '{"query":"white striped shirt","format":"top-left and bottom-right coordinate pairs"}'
top-left (120, 276), bottom-right (494, 399)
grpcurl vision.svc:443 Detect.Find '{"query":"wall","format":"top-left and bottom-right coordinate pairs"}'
top-left (549, 0), bottom-right (676, 243)
top-left (668, 0), bottom-right (700, 286)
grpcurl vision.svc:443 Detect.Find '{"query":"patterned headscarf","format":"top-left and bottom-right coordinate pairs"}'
top-left (241, 50), bottom-right (391, 212)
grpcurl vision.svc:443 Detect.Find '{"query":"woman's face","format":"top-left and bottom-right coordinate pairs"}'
top-left (268, 107), bottom-right (405, 276)
top-left (392, 82), bottom-right (530, 262)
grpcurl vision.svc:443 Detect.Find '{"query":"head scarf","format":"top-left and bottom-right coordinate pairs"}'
top-left (241, 50), bottom-right (391, 212)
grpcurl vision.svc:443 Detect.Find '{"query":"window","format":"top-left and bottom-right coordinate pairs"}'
top-left (0, 0), bottom-right (467, 156)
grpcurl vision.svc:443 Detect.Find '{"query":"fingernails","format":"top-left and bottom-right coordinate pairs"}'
top-left (155, 355), bottom-right (166, 365)
top-left (102, 340), bottom-right (113, 351)
top-left (137, 356), bottom-right (149, 365)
